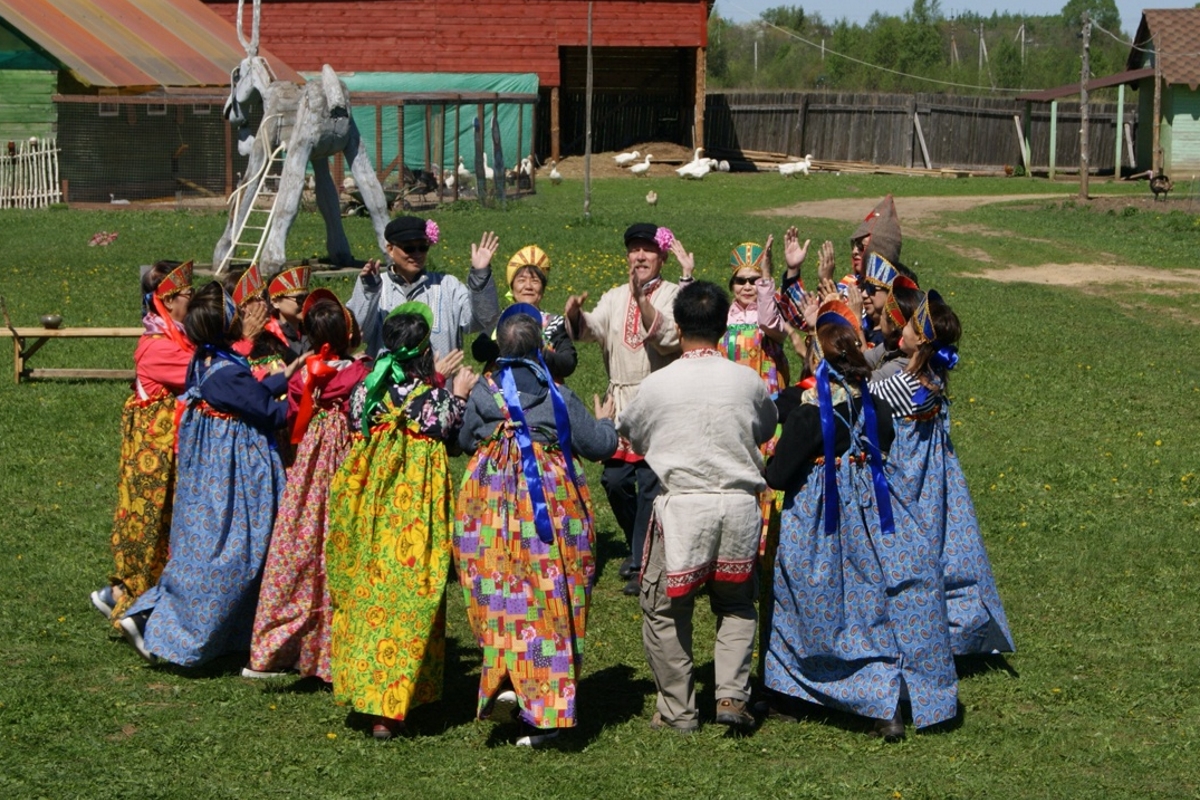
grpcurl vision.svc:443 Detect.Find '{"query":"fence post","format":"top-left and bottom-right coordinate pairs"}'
top-left (796, 94), bottom-right (808, 157)
top-left (903, 95), bottom-right (917, 169)
top-left (1049, 99), bottom-right (1058, 180)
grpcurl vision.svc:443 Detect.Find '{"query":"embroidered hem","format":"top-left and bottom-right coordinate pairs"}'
top-left (665, 557), bottom-right (755, 598)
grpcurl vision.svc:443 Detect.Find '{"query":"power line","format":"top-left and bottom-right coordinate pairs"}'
top-left (1093, 21), bottom-right (1200, 59)
top-left (721, 0), bottom-right (1027, 93)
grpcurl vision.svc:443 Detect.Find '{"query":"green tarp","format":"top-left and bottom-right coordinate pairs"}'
top-left (328, 72), bottom-right (539, 183)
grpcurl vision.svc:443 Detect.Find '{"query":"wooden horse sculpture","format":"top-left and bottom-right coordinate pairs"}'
top-left (215, 0), bottom-right (389, 274)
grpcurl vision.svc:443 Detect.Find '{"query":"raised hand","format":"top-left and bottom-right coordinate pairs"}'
top-left (669, 239), bottom-right (695, 280)
top-left (470, 231), bottom-right (500, 271)
top-left (452, 366), bottom-right (479, 399)
top-left (240, 300), bottom-right (268, 340)
top-left (784, 227), bottom-right (811, 275)
top-left (361, 259), bottom-right (381, 279)
top-left (435, 349), bottom-right (465, 378)
top-left (817, 239), bottom-right (836, 282)
top-left (564, 291), bottom-right (589, 330)
top-left (762, 234), bottom-right (775, 278)
top-left (801, 292), bottom-right (821, 331)
top-left (844, 283), bottom-right (864, 321)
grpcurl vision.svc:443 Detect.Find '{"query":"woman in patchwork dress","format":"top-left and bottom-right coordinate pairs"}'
top-left (454, 305), bottom-right (616, 748)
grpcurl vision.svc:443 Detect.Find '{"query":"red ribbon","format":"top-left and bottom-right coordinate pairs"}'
top-left (291, 344), bottom-right (338, 444)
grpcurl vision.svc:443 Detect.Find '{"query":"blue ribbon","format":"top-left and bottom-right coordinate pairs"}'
top-left (859, 380), bottom-right (895, 536)
top-left (497, 361), bottom-right (565, 545)
top-left (931, 344), bottom-right (959, 372)
top-left (815, 360), bottom-right (839, 535)
top-left (814, 360), bottom-right (894, 536)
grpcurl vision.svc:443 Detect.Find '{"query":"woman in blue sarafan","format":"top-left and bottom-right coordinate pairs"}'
top-left (121, 281), bottom-right (299, 666)
top-left (764, 300), bottom-right (957, 741)
top-left (870, 289), bottom-right (1014, 656)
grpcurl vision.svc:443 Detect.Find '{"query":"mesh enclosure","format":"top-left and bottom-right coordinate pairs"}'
top-left (56, 97), bottom-right (256, 203)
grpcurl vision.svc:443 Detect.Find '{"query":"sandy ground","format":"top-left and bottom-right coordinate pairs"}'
top-left (757, 191), bottom-right (1200, 294)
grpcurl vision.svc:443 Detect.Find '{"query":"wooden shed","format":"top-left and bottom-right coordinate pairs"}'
top-left (1127, 8), bottom-right (1200, 174)
top-left (0, 0), bottom-right (301, 202)
top-left (202, 0), bottom-right (712, 159)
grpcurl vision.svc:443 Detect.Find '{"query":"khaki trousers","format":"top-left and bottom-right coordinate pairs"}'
top-left (639, 498), bottom-right (758, 728)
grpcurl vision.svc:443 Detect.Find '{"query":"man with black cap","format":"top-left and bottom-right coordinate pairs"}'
top-left (564, 223), bottom-right (689, 595)
top-left (348, 216), bottom-right (501, 359)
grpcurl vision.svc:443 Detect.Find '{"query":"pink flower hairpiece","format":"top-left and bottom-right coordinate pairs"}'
top-left (425, 219), bottom-right (440, 245)
top-left (655, 226), bottom-right (674, 253)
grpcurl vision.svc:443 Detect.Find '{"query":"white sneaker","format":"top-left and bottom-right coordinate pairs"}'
top-left (241, 667), bottom-right (290, 679)
top-left (490, 690), bottom-right (519, 722)
top-left (118, 614), bottom-right (155, 663)
top-left (90, 586), bottom-right (115, 619)
top-left (515, 729), bottom-right (560, 748)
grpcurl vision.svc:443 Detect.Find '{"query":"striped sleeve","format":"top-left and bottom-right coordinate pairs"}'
top-left (869, 371), bottom-right (937, 418)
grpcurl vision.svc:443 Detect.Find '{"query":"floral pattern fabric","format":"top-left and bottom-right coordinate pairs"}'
top-left (107, 392), bottom-right (178, 624)
top-left (248, 407), bottom-right (353, 680)
top-left (326, 385), bottom-right (453, 721)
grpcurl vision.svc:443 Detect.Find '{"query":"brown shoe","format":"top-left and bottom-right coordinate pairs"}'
top-left (715, 697), bottom-right (756, 730)
top-left (649, 711), bottom-right (697, 734)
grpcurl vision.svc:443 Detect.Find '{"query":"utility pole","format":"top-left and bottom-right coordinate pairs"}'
top-left (1080, 11), bottom-right (1091, 199)
top-left (1152, 32), bottom-right (1163, 175)
top-left (950, 17), bottom-right (959, 67)
top-left (583, 1), bottom-right (593, 218)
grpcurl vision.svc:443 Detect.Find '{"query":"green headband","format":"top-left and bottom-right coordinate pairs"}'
top-left (362, 302), bottom-right (433, 426)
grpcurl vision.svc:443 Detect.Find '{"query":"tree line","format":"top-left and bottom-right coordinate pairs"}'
top-left (708, 0), bottom-right (1139, 98)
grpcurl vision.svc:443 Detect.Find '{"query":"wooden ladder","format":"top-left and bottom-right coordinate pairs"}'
top-left (217, 126), bottom-right (286, 276)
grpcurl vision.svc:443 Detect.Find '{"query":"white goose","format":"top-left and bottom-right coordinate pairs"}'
top-left (630, 154), bottom-right (653, 176)
top-left (483, 152), bottom-right (495, 181)
top-left (614, 150), bottom-right (640, 167)
top-left (778, 154), bottom-right (813, 177)
top-left (677, 158), bottom-right (716, 180)
top-left (549, 160), bottom-right (563, 184)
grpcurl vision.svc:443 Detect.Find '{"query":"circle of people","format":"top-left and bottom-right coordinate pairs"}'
top-left (92, 196), bottom-right (1013, 746)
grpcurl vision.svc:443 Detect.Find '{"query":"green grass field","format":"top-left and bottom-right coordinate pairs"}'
top-left (1, 174), bottom-right (1198, 799)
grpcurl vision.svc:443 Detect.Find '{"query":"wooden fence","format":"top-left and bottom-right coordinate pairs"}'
top-left (0, 136), bottom-right (61, 208)
top-left (704, 91), bottom-right (1140, 173)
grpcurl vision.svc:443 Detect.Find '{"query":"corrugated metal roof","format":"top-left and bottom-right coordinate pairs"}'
top-left (0, 0), bottom-right (301, 89)
top-left (1128, 9), bottom-right (1200, 91)
top-left (1016, 67), bottom-right (1154, 103)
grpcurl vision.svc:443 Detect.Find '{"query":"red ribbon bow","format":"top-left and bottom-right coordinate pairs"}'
top-left (291, 344), bottom-right (339, 444)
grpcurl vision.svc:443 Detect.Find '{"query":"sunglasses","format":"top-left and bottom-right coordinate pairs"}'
top-left (861, 284), bottom-right (878, 296)
top-left (392, 242), bottom-right (430, 255)
top-left (731, 276), bottom-right (758, 286)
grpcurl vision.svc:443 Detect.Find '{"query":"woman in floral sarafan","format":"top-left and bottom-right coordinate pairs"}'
top-left (325, 302), bottom-right (477, 740)
top-left (454, 304), bottom-right (616, 748)
top-left (92, 260), bottom-right (194, 625)
top-left (245, 290), bottom-right (369, 681)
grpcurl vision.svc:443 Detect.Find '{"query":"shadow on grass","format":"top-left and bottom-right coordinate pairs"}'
top-left (478, 663), bottom-right (654, 750)
top-left (955, 652), bottom-right (1019, 680)
top-left (758, 688), bottom-right (968, 739)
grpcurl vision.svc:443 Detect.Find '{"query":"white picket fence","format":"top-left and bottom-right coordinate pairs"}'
top-left (0, 137), bottom-right (62, 209)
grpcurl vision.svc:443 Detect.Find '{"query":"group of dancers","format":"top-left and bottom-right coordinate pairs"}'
top-left (90, 197), bottom-right (1013, 746)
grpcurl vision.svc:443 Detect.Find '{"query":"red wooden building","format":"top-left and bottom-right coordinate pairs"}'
top-left (204, 0), bottom-right (711, 158)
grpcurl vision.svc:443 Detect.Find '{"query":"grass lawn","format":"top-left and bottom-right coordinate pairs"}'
top-left (1, 173), bottom-right (1198, 799)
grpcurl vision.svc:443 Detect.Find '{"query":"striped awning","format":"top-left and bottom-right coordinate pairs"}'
top-left (0, 0), bottom-right (301, 89)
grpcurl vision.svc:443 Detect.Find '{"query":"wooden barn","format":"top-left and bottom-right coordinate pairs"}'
top-left (202, 0), bottom-right (712, 159)
top-left (0, 0), bottom-right (301, 202)
top-left (1127, 8), bottom-right (1200, 175)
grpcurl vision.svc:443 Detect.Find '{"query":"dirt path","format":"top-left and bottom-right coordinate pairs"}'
top-left (758, 192), bottom-right (1200, 299)
top-left (755, 193), bottom-right (1063, 223)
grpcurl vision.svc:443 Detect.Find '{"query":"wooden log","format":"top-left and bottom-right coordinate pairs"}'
top-left (27, 368), bottom-right (136, 381)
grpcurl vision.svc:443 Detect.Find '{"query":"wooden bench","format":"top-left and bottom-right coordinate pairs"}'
top-left (1, 326), bottom-right (142, 383)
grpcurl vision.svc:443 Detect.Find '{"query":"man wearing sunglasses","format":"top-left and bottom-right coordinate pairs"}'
top-left (349, 215), bottom-right (501, 360)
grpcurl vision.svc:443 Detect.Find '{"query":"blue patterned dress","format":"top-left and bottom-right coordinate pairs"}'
top-left (764, 385), bottom-right (958, 729)
top-left (870, 372), bottom-right (1014, 655)
top-left (127, 353), bottom-right (287, 667)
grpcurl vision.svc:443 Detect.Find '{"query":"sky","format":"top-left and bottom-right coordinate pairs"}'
top-left (714, 0), bottom-right (1196, 39)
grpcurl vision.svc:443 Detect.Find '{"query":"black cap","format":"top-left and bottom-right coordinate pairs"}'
top-left (624, 222), bottom-right (658, 247)
top-left (384, 216), bottom-right (427, 244)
